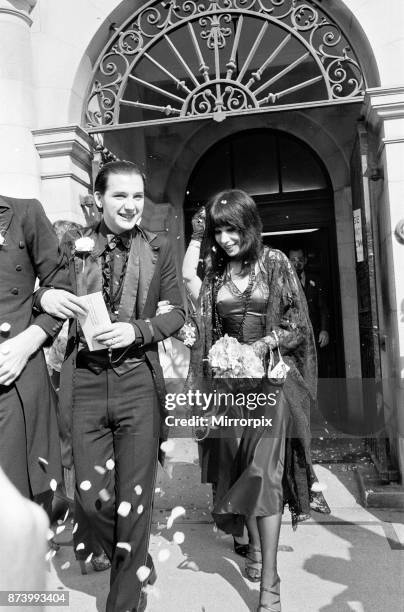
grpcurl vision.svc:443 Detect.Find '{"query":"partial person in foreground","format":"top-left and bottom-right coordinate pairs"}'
top-left (0, 194), bottom-right (82, 506)
top-left (39, 161), bottom-right (185, 612)
top-left (184, 190), bottom-right (317, 612)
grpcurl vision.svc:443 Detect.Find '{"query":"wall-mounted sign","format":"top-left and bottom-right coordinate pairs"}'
top-left (353, 209), bottom-right (364, 263)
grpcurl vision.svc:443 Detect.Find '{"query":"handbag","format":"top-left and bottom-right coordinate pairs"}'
top-left (267, 331), bottom-right (290, 383)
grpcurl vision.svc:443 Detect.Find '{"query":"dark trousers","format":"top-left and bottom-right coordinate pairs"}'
top-left (0, 384), bottom-right (31, 497)
top-left (72, 361), bottom-right (160, 612)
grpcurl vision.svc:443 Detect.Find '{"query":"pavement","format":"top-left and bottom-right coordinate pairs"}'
top-left (45, 439), bottom-right (404, 612)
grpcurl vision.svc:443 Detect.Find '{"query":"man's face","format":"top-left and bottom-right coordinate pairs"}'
top-left (289, 249), bottom-right (306, 274)
top-left (94, 172), bottom-right (144, 234)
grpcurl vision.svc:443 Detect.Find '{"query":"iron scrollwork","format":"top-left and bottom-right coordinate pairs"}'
top-left (85, 0), bottom-right (365, 127)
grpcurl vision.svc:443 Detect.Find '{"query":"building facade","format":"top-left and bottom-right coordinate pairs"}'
top-left (0, 0), bottom-right (403, 477)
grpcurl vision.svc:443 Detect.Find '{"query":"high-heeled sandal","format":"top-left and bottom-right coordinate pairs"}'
top-left (78, 551), bottom-right (111, 575)
top-left (245, 546), bottom-right (262, 582)
top-left (257, 575), bottom-right (281, 611)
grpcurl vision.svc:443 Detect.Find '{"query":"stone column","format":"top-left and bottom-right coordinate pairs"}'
top-left (0, 0), bottom-right (41, 197)
top-left (365, 87), bottom-right (404, 478)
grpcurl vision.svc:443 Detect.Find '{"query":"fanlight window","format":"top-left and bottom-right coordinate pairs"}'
top-left (85, 0), bottom-right (365, 128)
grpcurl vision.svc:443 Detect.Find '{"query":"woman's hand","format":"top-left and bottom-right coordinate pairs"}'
top-left (93, 322), bottom-right (136, 349)
top-left (191, 207), bottom-right (206, 242)
top-left (156, 300), bottom-right (175, 316)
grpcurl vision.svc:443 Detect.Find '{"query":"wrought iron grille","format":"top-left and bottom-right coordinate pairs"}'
top-left (85, 0), bottom-right (365, 127)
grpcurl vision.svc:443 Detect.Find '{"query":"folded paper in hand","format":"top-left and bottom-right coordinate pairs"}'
top-left (77, 292), bottom-right (111, 351)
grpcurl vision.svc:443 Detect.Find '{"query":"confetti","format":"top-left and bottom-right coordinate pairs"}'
top-left (38, 457), bottom-right (48, 466)
top-left (118, 501), bottom-right (131, 517)
top-left (76, 543), bottom-right (85, 551)
top-left (155, 487), bottom-right (161, 494)
top-left (46, 529), bottom-right (55, 541)
top-left (116, 542), bottom-right (131, 553)
top-left (137, 505), bottom-right (144, 514)
top-left (80, 480), bottom-right (92, 491)
top-left (72, 523), bottom-right (78, 535)
top-left (62, 509), bottom-right (70, 523)
top-left (99, 489), bottom-right (111, 502)
top-left (136, 565), bottom-right (150, 582)
top-left (94, 465), bottom-right (106, 475)
top-left (50, 479), bottom-right (57, 492)
top-left (134, 485), bottom-right (142, 496)
top-left (45, 550), bottom-right (57, 562)
top-left (160, 440), bottom-right (175, 454)
top-left (56, 525), bottom-right (65, 535)
top-left (173, 531), bottom-right (185, 544)
top-left (85, 553), bottom-right (93, 563)
top-left (157, 549), bottom-right (170, 562)
top-left (61, 562), bottom-right (70, 570)
top-left (167, 506), bottom-right (186, 529)
top-left (106, 459), bottom-right (115, 470)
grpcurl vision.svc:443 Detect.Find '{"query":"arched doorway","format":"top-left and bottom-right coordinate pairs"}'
top-left (184, 129), bottom-right (344, 421)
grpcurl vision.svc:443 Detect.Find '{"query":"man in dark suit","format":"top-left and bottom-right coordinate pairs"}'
top-left (38, 161), bottom-right (185, 612)
top-left (0, 195), bottom-right (83, 501)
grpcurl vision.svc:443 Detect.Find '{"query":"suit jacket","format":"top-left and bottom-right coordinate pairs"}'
top-left (302, 273), bottom-right (329, 336)
top-left (58, 222), bottom-right (185, 467)
top-left (0, 195), bottom-right (71, 495)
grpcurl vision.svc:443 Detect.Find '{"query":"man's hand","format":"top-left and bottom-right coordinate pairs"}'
top-left (94, 322), bottom-right (136, 349)
top-left (40, 289), bottom-right (87, 319)
top-left (0, 326), bottom-right (47, 386)
top-left (318, 330), bottom-right (329, 348)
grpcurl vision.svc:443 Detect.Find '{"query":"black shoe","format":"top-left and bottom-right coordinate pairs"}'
top-left (310, 491), bottom-right (331, 514)
top-left (233, 537), bottom-right (249, 557)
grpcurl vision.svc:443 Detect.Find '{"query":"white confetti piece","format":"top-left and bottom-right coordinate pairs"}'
top-left (45, 549), bottom-right (57, 562)
top-left (38, 457), bottom-right (48, 465)
top-left (62, 509), bottom-right (70, 523)
top-left (167, 506), bottom-right (186, 529)
top-left (80, 480), bottom-right (92, 491)
top-left (311, 482), bottom-right (328, 493)
top-left (173, 531), bottom-right (185, 544)
top-left (99, 489), bottom-right (111, 502)
top-left (106, 459), bottom-right (115, 470)
top-left (134, 485), bottom-right (142, 495)
top-left (76, 543), bottom-right (85, 551)
top-left (94, 465), bottom-right (106, 475)
top-left (118, 501), bottom-right (131, 517)
top-left (46, 529), bottom-right (55, 541)
top-left (136, 565), bottom-right (150, 582)
top-left (155, 487), bottom-right (161, 494)
top-left (137, 505), bottom-right (144, 515)
top-left (0, 322), bottom-right (11, 333)
top-left (50, 479), bottom-right (57, 492)
top-left (116, 542), bottom-right (132, 553)
top-left (157, 549), bottom-right (170, 562)
top-left (85, 553), bottom-right (93, 563)
top-left (56, 525), bottom-right (65, 535)
top-left (61, 562), bottom-right (70, 570)
top-left (160, 440), bottom-right (175, 454)
top-left (72, 523), bottom-right (78, 535)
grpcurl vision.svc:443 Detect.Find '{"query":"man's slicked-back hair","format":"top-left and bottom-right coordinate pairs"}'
top-left (94, 160), bottom-right (146, 195)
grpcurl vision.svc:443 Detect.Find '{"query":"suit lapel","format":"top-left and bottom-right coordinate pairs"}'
top-left (118, 232), bottom-right (141, 322)
top-left (0, 197), bottom-right (14, 240)
top-left (136, 230), bottom-right (159, 317)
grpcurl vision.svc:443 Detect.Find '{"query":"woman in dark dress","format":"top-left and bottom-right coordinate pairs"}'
top-left (184, 190), bottom-right (317, 612)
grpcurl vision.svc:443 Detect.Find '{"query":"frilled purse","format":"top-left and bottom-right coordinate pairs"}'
top-left (267, 331), bottom-right (290, 384)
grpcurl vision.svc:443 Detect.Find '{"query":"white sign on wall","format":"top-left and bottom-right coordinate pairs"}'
top-left (353, 209), bottom-right (364, 263)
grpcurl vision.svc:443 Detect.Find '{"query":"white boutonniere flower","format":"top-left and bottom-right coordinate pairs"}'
top-left (309, 280), bottom-right (316, 287)
top-left (74, 236), bottom-right (95, 254)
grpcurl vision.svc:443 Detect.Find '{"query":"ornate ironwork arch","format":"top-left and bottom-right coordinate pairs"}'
top-left (85, 0), bottom-right (365, 128)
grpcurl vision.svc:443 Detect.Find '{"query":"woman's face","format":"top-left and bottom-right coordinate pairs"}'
top-left (214, 225), bottom-right (241, 258)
